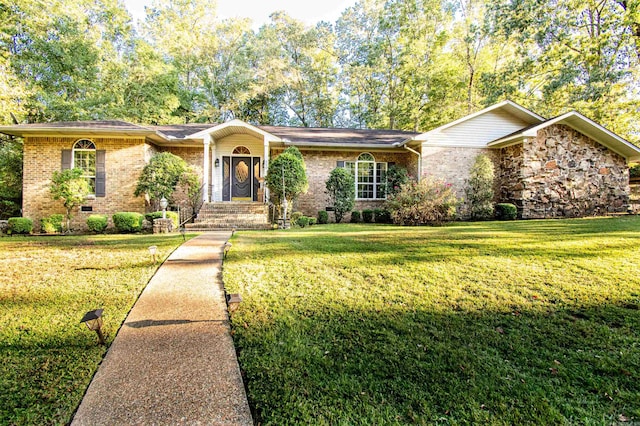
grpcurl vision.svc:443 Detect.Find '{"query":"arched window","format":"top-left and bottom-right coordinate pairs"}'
top-left (72, 139), bottom-right (96, 193)
top-left (232, 146), bottom-right (251, 155)
top-left (344, 153), bottom-right (387, 200)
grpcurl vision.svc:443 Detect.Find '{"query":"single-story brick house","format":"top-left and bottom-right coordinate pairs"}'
top-left (1, 100), bottom-right (639, 230)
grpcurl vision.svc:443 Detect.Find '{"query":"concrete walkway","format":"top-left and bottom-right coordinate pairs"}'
top-left (72, 232), bottom-right (253, 426)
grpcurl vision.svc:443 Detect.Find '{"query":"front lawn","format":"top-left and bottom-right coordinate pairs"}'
top-left (224, 217), bottom-right (640, 424)
top-left (0, 234), bottom-right (189, 425)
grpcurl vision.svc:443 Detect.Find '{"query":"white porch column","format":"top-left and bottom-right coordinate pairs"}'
top-left (263, 135), bottom-right (270, 202)
top-left (203, 134), bottom-right (211, 203)
top-left (210, 138), bottom-right (216, 202)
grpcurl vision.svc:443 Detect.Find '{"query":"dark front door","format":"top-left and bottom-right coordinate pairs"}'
top-left (231, 157), bottom-right (252, 200)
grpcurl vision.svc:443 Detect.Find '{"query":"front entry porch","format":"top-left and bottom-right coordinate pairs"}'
top-left (221, 155), bottom-right (264, 202)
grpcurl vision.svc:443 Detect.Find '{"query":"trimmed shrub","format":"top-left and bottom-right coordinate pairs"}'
top-left (385, 178), bottom-right (458, 226)
top-left (465, 154), bottom-right (495, 220)
top-left (350, 211), bottom-right (361, 223)
top-left (112, 212), bottom-right (144, 233)
top-left (7, 217), bottom-right (33, 235)
top-left (144, 211), bottom-right (179, 229)
top-left (374, 208), bottom-right (391, 224)
top-left (495, 203), bottom-right (518, 220)
top-left (326, 168), bottom-right (355, 223)
top-left (386, 165), bottom-right (410, 197)
top-left (362, 209), bottom-right (374, 223)
top-left (297, 216), bottom-right (310, 228)
top-left (87, 215), bottom-right (108, 233)
top-left (291, 211), bottom-right (304, 226)
top-left (318, 210), bottom-right (329, 224)
top-left (40, 214), bottom-right (64, 233)
top-left (308, 217), bottom-right (317, 226)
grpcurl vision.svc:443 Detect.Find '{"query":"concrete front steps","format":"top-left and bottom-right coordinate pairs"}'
top-left (185, 202), bottom-right (271, 231)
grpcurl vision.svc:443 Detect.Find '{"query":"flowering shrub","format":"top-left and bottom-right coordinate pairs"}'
top-left (385, 178), bottom-right (458, 225)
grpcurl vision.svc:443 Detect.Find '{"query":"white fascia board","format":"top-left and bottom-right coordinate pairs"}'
top-left (490, 111), bottom-right (640, 160)
top-left (186, 119), bottom-right (282, 141)
top-left (284, 141), bottom-right (403, 150)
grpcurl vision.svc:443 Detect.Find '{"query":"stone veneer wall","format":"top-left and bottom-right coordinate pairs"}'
top-left (499, 124), bottom-right (629, 218)
top-left (271, 148), bottom-right (416, 219)
top-left (23, 136), bottom-right (147, 231)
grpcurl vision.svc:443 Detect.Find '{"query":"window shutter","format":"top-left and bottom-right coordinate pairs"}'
top-left (61, 150), bottom-right (72, 170)
top-left (95, 150), bottom-right (106, 197)
top-left (337, 161), bottom-right (345, 168)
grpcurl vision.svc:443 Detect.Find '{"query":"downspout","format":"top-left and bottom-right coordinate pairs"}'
top-left (404, 146), bottom-right (422, 180)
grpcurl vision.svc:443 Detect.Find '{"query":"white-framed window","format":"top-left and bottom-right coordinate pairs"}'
top-left (232, 146), bottom-right (251, 155)
top-left (72, 139), bottom-right (96, 193)
top-left (345, 153), bottom-right (387, 200)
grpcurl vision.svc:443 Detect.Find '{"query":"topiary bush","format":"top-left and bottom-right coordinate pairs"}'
top-left (112, 212), bottom-right (144, 233)
top-left (318, 210), bottom-right (329, 224)
top-left (350, 211), bottom-right (361, 223)
top-left (386, 165), bottom-right (410, 197)
top-left (7, 217), bottom-right (33, 235)
top-left (495, 203), bottom-right (518, 220)
top-left (326, 168), bottom-right (355, 223)
top-left (385, 178), bottom-right (458, 226)
top-left (374, 208), bottom-right (391, 223)
top-left (362, 209), bottom-right (374, 223)
top-left (87, 215), bottom-right (108, 233)
top-left (144, 211), bottom-right (179, 229)
top-left (40, 214), bottom-right (64, 233)
top-left (465, 154), bottom-right (495, 220)
top-left (297, 216), bottom-right (310, 228)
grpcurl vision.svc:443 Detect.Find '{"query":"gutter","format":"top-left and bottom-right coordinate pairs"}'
top-left (404, 146), bottom-right (422, 179)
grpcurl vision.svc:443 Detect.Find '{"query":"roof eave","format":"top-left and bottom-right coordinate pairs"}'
top-left (284, 141), bottom-right (406, 149)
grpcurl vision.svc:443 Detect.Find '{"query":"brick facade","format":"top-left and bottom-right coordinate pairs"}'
top-left (271, 148), bottom-right (417, 220)
top-left (498, 124), bottom-right (629, 218)
top-left (23, 136), bottom-right (147, 231)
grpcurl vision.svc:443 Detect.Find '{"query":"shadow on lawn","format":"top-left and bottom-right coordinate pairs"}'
top-left (232, 299), bottom-right (640, 425)
top-left (232, 220), bottom-right (640, 264)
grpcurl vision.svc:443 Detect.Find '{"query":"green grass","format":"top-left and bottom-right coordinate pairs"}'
top-left (223, 217), bottom-right (640, 425)
top-left (0, 233), bottom-right (191, 425)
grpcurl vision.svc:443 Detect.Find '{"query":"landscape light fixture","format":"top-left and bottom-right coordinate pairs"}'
top-left (180, 226), bottom-right (186, 241)
top-left (214, 158), bottom-right (220, 167)
top-left (160, 196), bottom-right (168, 219)
top-left (148, 245), bottom-right (158, 263)
top-left (231, 227), bottom-right (236, 236)
top-left (80, 308), bottom-right (105, 345)
top-left (223, 242), bottom-right (232, 259)
top-left (226, 293), bottom-right (242, 313)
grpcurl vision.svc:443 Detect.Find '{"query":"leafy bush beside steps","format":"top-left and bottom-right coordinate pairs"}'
top-left (112, 212), bottom-right (144, 233)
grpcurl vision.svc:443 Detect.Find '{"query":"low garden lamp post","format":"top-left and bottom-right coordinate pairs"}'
top-left (160, 196), bottom-right (168, 219)
top-left (223, 241), bottom-right (232, 259)
top-left (226, 293), bottom-right (242, 313)
top-left (149, 245), bottom-right (157, 263)
top-left (180, 226), bottom-right (186, 241)
top-left (80, 308), bottom-right (105, 345)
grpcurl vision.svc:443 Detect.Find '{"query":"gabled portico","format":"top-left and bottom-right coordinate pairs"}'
top-left (187, 120), bottom-right (283, 203)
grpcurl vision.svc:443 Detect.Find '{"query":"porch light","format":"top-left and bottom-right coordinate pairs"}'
top-left (215, 158), bottom-right (220, 167)
top-left (160, 196), bottom-right (168, 219)
top-left (226, 293), bottom-right (242, 312)
top-left (80, 309), bottom-right (105, 345)
top-left (148, 245), bottom-right (157, 263)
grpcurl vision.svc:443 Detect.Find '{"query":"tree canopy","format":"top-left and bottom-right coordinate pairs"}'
top-left (0, 0), bottom-right (638, 144)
